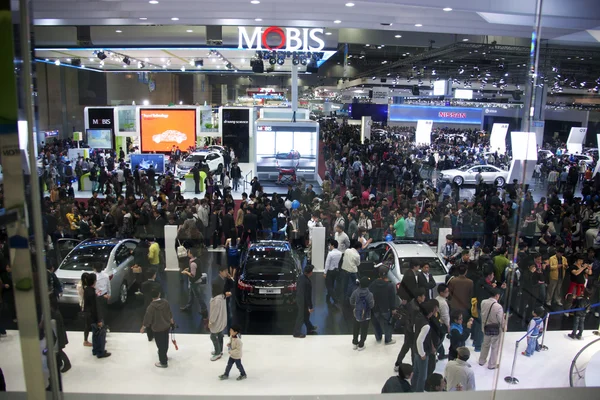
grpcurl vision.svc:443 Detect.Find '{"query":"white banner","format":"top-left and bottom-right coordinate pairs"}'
top-left (566, 127), bottom-right (587, 155)
top-left (415, 120), bottom-right (433, 146)
top-left (489, 123), bottom-right (509, 155)
top-left (372, 87), bottom-right (390, 104)
top-left (361, 116), bottom-right (372, 144)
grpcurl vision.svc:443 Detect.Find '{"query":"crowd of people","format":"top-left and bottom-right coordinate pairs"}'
top-left (2, 118), bottom-right (600, 392)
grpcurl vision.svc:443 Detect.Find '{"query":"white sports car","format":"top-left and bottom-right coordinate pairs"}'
top-left (152, 130), bottom-right (188, 144)
top-left (439, 164), bottom-right (508, 186)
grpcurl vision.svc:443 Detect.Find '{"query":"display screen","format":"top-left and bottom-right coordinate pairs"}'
top-left (256, 126), bottom-right (317, 174)
top-left (222, 108), bottom-right (250, 163)
top-left (130, 153), bottom-right (165, 174)
top-left (454, 89), bottom-right (473, 100)
top-left (86, 129), bottom-right (113, 149)
top-left (140, 109), bottom-right (196, 152)
top-left (433, 80), bottom-right (447, 96)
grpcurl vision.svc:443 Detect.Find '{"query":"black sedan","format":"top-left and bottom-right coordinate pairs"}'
top-left (235, 241), bottom-right (302, 311)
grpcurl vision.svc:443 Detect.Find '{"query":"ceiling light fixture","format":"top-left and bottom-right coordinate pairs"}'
top-left (181, 66), bottom-right (186, 71)
top-left (139, 17), bottom-right (147, 20)
top-left (186, 29), bottom-right (193, 32)
top-left (171, 17), bottom-right (179, 20)
top-left (123, 57), bottom-right (131, 65)
top-left (325, 32), bottom-right (332, 35)
top-left (415, 24), bottom-right (423, 27)
top-left (334, 20), bottom-right (341, 24)
top-left (97, 51), bottom-right (107, 61)
top-left (255, 18), bottom-right (262, 21)
top-left (345, 2), bottom-right (355, 6)
top-left (395, 35), bottom-right (402, 38)
top-left (462, 38), bottom-right (469, 42)
top-left (149, 0), bottom-right (158, 4)
top-left (443, 7), bottom-right (452, 12)
top-left (251, 0), bottom-right (260, 4)
top-left (115, 30), bottom-right (122, 33)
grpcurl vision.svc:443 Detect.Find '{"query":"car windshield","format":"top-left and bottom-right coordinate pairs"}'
top-left (245, 250), bottom-right (296, 277)
top-left (184, 154), bottom-right (206, 163)
top-left (60, 244), bottom-right (114, 271)
top-left (399, 256), bottom-right (447, 276)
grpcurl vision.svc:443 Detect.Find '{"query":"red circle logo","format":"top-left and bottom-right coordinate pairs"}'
top-left (262, 26), bottom-right (286, 50)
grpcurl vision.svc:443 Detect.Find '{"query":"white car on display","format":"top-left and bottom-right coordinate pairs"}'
top-left (152, 130), bottom-right (188, 144)
top-left (359, 240), bottom-right (449, 289)
top-left (439, 164), bottom-right (509, 186)
top-left (537, 149), bottom-right (554, 163)
top-left (564, 153), bottom-right (595, 167)
top-left (176, 150), bottom-right (224, 178)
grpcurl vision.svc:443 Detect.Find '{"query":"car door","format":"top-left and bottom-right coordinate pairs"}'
top-left (479, 166), bottom-right (496, 183)
top-left (358, 244), bottom-right (387, 281)
top-left (464, 166), bottom-right (479, 184)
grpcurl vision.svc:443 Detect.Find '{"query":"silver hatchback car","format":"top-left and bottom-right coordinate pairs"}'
top-left (54, 238), bottom-right (140, 306)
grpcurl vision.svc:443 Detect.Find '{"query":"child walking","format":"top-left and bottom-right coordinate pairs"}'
top-left (209, 282), bottom-right (227, 361)
top-left (523, 307), bottom-right (544, 357)
top-left (219, 325), bottom-right (247, 381)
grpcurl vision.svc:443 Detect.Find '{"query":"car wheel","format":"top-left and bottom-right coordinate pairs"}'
top-left (118, 282), bottom-right (128, 306)
top-left (495, 177), bottom-right (506, 186)
top-left (453, 176), bottom-right (464, 186)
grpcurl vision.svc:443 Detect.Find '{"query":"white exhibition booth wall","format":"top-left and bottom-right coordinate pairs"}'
top-left (566, 127), bottom-right (588, 154)
top-left (507, 131), bottom-right (538, 184)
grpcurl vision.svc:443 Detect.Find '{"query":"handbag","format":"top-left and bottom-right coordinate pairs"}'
top-left (177, 240), bottom-right (188, 259)
top-left (483, 303), bottom-right (501, 336)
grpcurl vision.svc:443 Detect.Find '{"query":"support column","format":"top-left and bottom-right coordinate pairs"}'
top-left (0, 0), bottom-right (59, 397)
top-left (523, 84), bottom-right (547, 146)
top-left (291, 64), bottom-right (299, 122)
top-left (221, 84), bottom-right (228, 104)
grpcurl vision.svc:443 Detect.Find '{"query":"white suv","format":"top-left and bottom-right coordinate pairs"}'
top-left (176, 150), bottom-right (224, 178)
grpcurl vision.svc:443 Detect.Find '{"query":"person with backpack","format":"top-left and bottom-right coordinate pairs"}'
top-left (350, 277), bottom-right (375, 351)
top-left (523, 307), bottom-right (544, 356)
top-left (209, 281), bottom-right (227, 361)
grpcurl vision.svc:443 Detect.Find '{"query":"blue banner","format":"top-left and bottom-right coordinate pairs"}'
top-left (389, 105), bottom-right (483, 125)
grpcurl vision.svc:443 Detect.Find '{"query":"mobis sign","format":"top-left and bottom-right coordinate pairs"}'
top-left (238, 26), bottom-right (325, 51)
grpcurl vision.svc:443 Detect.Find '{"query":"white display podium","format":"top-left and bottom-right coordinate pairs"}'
top-left (311, 226), bottom-right (326, 272)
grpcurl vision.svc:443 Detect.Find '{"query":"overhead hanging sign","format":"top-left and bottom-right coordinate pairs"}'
top-left (489, 123), bottom-right (509, 155)
top-left (566, 127), bottom-right (587, 155)
top-left (238, 26), bottom-right (325, 51)
top-left (372, 87), bottom-right (389, 104)
top-left (415, 120), bottom-right (433, 146)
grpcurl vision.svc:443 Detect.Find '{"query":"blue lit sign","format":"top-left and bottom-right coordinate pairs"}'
top-left (389, 105), bottom-right (482, 125)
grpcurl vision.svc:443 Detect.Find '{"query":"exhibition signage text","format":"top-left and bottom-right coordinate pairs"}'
top-left (238, 26), bottom-right (325, 51)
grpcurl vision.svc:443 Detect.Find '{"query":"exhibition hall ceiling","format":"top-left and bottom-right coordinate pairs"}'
top-left (26, 0), bottom-right (600, 42)
top-left (34, 47), bottom-right (336, 73)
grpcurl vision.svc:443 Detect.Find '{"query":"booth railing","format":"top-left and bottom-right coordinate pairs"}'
top-left (569, 337), bottom-right (600, 387)
top-left (504, 302), bottom-right (600, 385)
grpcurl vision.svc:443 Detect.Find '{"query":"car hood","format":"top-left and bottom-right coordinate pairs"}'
top-left (440, 169), bottom-right (463, 175)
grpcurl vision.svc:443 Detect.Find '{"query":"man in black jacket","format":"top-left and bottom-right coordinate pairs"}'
top-left (398, 262), bottom-right (420, 301)
top-left (147, 165), bottom-right (156, 188)
top-left (260, 203), bottom-right (275, 240)
top-left (396, 288), bottom-right (425, 369)
top-left (222, 207), bottom-right (235, 240)
top-left (293, 264), bottom-right (317, 338)
top-left (418, 263), bottom-right (437, 301)
top-left (243, 208), bottom-right (258, 243)
top-left (369, 266), bottom-right (397, 345)
top-left (140, 268), bottom-right (162, 341)
top-left (141, 288), bottom-right (174, 368)
top-left (192, 163), bottom-right (201, 194)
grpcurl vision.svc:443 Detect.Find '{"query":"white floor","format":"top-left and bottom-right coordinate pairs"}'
top-left (1, 330), bottom-right (599, 394)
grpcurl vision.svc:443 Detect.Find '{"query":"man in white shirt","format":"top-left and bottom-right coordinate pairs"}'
top-left (338, 242), bottom-right (361, 302)
top-left (334, 224), bottom-right (350, 253)
top-left (435, 284), bottom-right (451, 360)
top-left (306, 214), bottom-right (322, 242)
top-left (324, 239), bottom-right (343, 305)
top-left (444, 347), bottom-right (476, 391)
top-left (93, 262), bottom-right (112, 324)
top-left (479, 289), bottom-right (504, 369)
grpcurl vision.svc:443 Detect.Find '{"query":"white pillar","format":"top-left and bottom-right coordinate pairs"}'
top-left (311, 227), bottom-right (326, 272)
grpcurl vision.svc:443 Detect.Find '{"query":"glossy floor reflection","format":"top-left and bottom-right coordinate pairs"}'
top-left (1, 330), bottom-right (599, 394)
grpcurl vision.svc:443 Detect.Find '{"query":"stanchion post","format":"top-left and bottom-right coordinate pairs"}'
top-left (504, 341), bottom-right (520, 384)
top-left (540, 314), bottom-right (550, 351)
